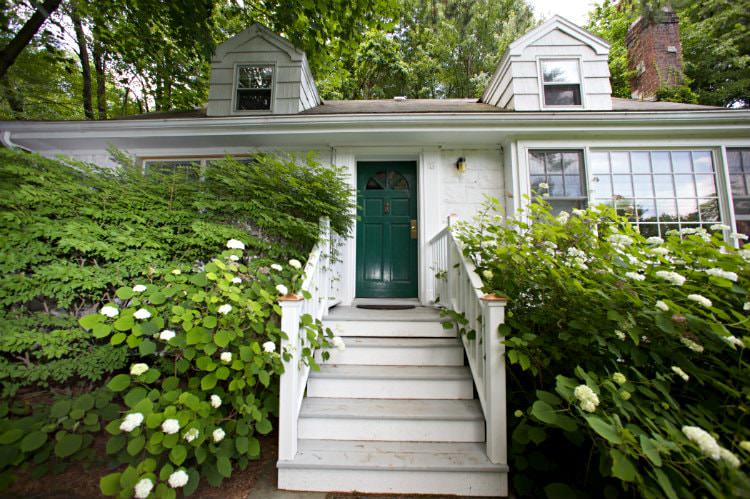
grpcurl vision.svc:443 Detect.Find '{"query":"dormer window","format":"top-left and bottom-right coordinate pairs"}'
top-left (235, 65), bottom-right (273, 111)
top-left (541, 59), bottom-right (582, 107)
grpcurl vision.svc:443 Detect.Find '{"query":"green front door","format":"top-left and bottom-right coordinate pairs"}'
top-left (356, 162), bottom-right (418, 298)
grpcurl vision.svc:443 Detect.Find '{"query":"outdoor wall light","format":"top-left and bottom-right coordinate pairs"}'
top-left (456, 157), bottom-right (466, 173)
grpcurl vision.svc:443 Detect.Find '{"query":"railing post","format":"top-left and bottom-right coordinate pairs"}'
top-left (481, 293), bottom-right (508, 465)
top-left (278, 294), bottom-right (304, 461)
top-left (319, 217), bottom-right (331, 314)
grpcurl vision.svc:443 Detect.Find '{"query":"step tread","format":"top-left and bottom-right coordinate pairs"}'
top-left (310, 364), bottom-right (471, 380)
top-left (337, 337), bottom-right (461, 348)
top-left (299, 398), bottom-right (484, 421)
top-left (279, 440), bottom-right (507, 472)
top-left (325, 306), bottom-right (447, 323)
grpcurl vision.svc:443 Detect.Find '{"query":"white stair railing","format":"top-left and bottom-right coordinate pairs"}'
top-left (278, 217), bottom-right (336, 461)
top-left (428, 221), bottom-right (508, 465)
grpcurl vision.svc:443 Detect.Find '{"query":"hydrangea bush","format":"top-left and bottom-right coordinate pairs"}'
top-left (73, 240), bottom-right (337, 497)
top-left (453, 197), bottom-right (749, 498)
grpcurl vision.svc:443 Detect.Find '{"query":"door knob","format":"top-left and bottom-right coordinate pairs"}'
top-left (410, 219), bottom-right (417, 239)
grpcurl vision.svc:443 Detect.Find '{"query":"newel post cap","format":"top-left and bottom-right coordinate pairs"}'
top-left (481, 293), bottom-right (508, 305)
top-left (278, 293), bottom-right (304, 303)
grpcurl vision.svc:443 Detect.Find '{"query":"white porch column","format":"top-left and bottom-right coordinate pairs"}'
top-left (278, 295), bottom-right (303, 461)
top-left (481, 294), bottom-right (508, 465)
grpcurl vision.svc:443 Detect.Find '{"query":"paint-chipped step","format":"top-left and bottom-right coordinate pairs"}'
top-left (307, 364), bottom-right (473, 399)
top-left (298, 398), bottom-right (485, 442)
top-left (314, 337), bottom-right (464, 366)
top-left (277, 439), bottom-right (509, 497)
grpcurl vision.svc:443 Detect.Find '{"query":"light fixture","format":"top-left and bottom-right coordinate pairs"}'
top-left (456, 157), bottom-right (466, 173)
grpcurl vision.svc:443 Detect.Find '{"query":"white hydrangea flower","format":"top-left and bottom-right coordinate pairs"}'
top-left (607, 234), bottom-right (634, 247)
top-left (573, 385), bottom-right (599, 413)
top-left (482, 269), bottom-right (493, 280)
top-left (130, 363), bottom-right (149, 376)
top-left (710, 224), bottom-right (731, 231)
top-left (229, 254), bottom-right (240, 261)
top-left (687, 294), bottom-right (712, 308)
top-left (572, 208), bottom-right (585, 216)
top-left (183, 428), bottom-right (199, 443)
top-left (739, 249), bottom-right (750, 261)
top-left (119, 412), bottom-right (144, 432)
top-left (719, 447), bottom-right (740, 468)
top-left (271, 263), bottom-right (283, 271)
top-left (212, 428), bottom-right (226, 443)
top-left (655, 270), bottom-right (686, 286)
top-left (168, 469), bottom-right (189, 488)
top-left (680, 336), bottom-right (704, 353)
top-left (567, 247), bottom-right (585, 258)
top-left (612, 373), bottom-right (627, 385)
top-left (132, 284), bottom-right (147, 293)
top-left (220, 351), bottom-right (232, 363)
top-left (231, 277), bottom-right (242, 284)
top-left (162, 419), bottom-right (180, 434)
top-left (133, 308), bottom-right (152, 320)
top-left (682, 425), bottom-right (721, 460)
top-left (210, 394), bottom-right (222, 408)
top-left (557, 211), bottom-right (570, 224)
top-left (625, 272), bottom-right (645, 281)
top-left (226, 239), bottom-right (245, 250)
top-left (538, 182), bottom-right (549, 190)
top-left (730, 233), bottom-right (749, 241)
top-left (655, 300), bottom-right (669, 312)
top-left (276, 284), bottom-right (289, 295)
top-left (288, 259), bottom-right (302, 269)
top-left (615, 330), bottom-right (626, 341)
top-left (672, 366), bottom-right (690, 382)
top-left (263, 341), bottom-right (276, 353)
top-left (704, 268), bottom-right (738, 282)
top-left (159, 329), bottom-right (176, 341)
top-left (646, 236), bottom-right (664, 245)
top-left (723, 336), bottom-right (744, 348)
top-left (134, 478), bottom-right (153, 499)
top-left (650, 247), bottom-right (669, 256)
top-left (218, 304), bottom-right (232, 315)
top-left (100, 305), bottom-right (119, 318)
top-left (740, 441), bottom-right (750, 452)
top-left (171, 269), bottom-right (181, 275)
top-left (332, 336), bottom-right (346, 351)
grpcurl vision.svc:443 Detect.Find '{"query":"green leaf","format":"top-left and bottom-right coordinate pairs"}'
top-left (654, 468), bottom-right (678, 499)
top-left (584, 415), bottom-right (622, 444)
top-left (203, 316), bottom-right (217, 328)
top-left (0, 429), bottom-right (23, 445)
top-left (610, 449), bottom-right (636, 482)
top-left (50, 399), bottom-right (72, 418)
top-left (170, 445), bottom-right (187, 466)
top-left (139, 339), bottom-right (157, 355)
top-left (127, 436), bottom-right (145, 456)
top-left (258, 370), bottom-right (270, 387)
top-left (92, 323), bottom-right (112, 339)
top-left (149, 292), bottom-right (166, 305)
top-left (235, 436), bottom-right (249, 455)
top-left (116, 287), bottom-right (134, 300)
top-left (544, 482), bottom-right (579, 499)
top-left (214, 330), bottom-right (231, 348)
top-left (191, 273), bottom-right (208, 287)
top-left (107, 374), bottom-right (132, 392)
top-left (530, 400), bottom-right (557, 425)
top-left (54, 433), bottom-right (83, 458)
top-left (20, 431), bottom-right (47, 452)
top-left (256, 419), bottom-right (272, 435)
top-left (79, 313), bottom-right (104, 330)
top-left (216, 456), bottom-right (232, 478)
top-left (640, 435), bottom-right (662, 467)
top-left (113, 315), bottom-right (134, 332)
top-left (124, 387), bottom-right (148, 408)
top-left (100, 472), bottom-right (122, 496)
top-left (106, 435), bottom-right (126, 455)
top-left (247, 437), bottom-right (260, 457)
top-left (72, 393), bottom-right (95, 412)
top-left (201, 373), bottom-right (217, 390)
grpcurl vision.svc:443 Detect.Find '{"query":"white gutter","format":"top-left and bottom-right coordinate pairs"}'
top-left (0, 130), bottom-right (31, 151)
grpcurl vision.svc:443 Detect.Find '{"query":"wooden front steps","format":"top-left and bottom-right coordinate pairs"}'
top-left (277, 305), bottom-right (508, 497)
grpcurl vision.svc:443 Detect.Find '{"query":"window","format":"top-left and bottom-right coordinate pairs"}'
top-left (529, 150), bottom-right (587, 214)
top-left (589, 150), bottom-right (720, 237)
top-left (541, 60), bottom-right (582, 107)
top-left (235, 65), bottom-right (273, 111)
top-left (727, 148), bottom-right (750, 243)
top-left (143, 160), bottom-right (201, 180)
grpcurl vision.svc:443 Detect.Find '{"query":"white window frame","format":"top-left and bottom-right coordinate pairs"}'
top-left (231, 63), bottom-right (275, 115)
top-left (537, 57), bottom-right (585, 110)
top-left (527, 149), bottom-right (588, 213)
top-left (725, 147), bottom-right (750, 244)
top-left (140, 155), bottom-right (256, 181)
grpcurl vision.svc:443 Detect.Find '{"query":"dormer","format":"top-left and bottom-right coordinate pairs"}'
top-left (207, 24), bottom-right (321, 116)
top-left (481, 16), bottom-right (612, 111)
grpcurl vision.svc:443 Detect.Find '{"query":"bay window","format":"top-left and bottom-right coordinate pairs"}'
top-left (727, 148), bottom-right (750, 242)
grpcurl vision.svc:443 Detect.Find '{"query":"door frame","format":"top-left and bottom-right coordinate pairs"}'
top-left (332, 147), bottom-right (443, 306)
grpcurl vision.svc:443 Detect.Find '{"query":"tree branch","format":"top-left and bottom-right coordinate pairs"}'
top-left (0, 0), bottom-right (64, 79)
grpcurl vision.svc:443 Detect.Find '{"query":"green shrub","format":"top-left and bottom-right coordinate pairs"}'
top-left (0, 149), bottom-right (352, 396)
top-left (454, 198), bottom-right (749, 498)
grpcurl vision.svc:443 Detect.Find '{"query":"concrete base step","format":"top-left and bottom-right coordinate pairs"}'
top-left (308, 364), bottom-right (473, 399)
top-left (298, 397), bottom-right (485, 442)
top-left (278, 439), bottom-right (508, 497)
top-left (315, 337), bottom-right (464, 366)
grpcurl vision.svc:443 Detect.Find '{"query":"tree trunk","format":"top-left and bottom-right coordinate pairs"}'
top-left (0, 0), bottom-right (63, 80)
top-left (0, 77), bottom-right (24, 118)
top-left (121, 87), bottom-right (130, 115)
top-left (70, 8), bottom-right (94, 120)
top-left (93, 36), bottom-right (106, 119)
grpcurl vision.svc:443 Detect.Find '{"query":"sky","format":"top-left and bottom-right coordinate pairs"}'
top-left (528, 0), bottom-right (600, 26)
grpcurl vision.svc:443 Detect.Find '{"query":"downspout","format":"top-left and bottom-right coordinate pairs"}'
top-left (0, 130), bottom-right (31, 152)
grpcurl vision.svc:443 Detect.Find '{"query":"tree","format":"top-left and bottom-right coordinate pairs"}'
top-left (586, 0), bottom-right (636, 98)
top-left (0, 0), bottom-right (62, 79)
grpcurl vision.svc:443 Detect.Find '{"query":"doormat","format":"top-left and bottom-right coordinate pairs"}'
top-left (356, 305), bottom-right (416, 310)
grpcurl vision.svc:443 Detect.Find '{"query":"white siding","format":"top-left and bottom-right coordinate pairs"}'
top-left (440, 149), bottom-right (504, 222)
top-left (207, 24), bottom-right (320, 116)
top-left (481, 16), bottom-right (612, 111)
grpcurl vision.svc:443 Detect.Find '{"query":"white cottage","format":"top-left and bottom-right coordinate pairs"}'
top-left (2, 16), bottom-right (750, 497)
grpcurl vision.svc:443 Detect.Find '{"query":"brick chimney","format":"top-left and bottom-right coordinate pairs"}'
top-left (626, 9), bottom-right (684, 100)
